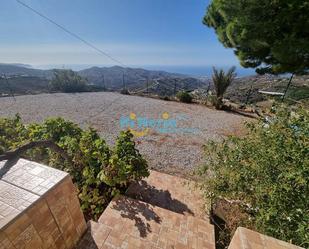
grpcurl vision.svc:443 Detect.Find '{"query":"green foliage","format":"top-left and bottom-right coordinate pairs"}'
top-left (50, 69), bottom-right (88, 93)
top-left (99, 131), bottom-right (148, 187)
top-left (159, 96), bottom-right (171, 101)
top-left (285, 86), bottom-right (309, 102)
top-left (0, 116), bottom-right (149, 220)
top-left (198, 105), bottom-right (309, 247)
top-left (0, 114), bottom-right (27, 154)
top-left (212, 67), bottom-right (236, 109)
top-left (176, 91), bottom-right (193, 103)
top-left (204, 0), bottom-right (309, 74)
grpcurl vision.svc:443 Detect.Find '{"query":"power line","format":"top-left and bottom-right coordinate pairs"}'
top-left (14, 0), bottom-right (181, 121)
top-left (15, 0), bottom-right (134, 122)
top-left (16, 0), bottom-right (126, 67)
top-left (16, 0), bottom-right (153, 88)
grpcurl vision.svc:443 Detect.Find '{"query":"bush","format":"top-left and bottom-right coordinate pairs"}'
top-left (49, 69), bottom-right (88, 93)
top-left (0, 116), bottom-right (149, 220)
top-left (197, 105), bottom-right (309, 248)
top-left (159, 96), bottom-right (171, 101)
top-left (120, 89), bottom-right (130, 95)
top-left (176, 91), bottom-right (193, 103)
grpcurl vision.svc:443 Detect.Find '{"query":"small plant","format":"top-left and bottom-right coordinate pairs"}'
top-left (100, 131), bottom-right (149, 187)
top-left (160, 96), bottom-right (171, 101)
top-left (120, 89), bottom-right (130, 95)
top-left (176, 91), bottom-right (193, 103)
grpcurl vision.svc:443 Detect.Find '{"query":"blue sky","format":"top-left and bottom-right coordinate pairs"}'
top-left (0, 0), bottom-right (254, 75)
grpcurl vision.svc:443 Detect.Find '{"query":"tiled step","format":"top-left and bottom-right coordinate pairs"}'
top-left (228, 227), bottom-right (304, 249)
top-left (100, 195), bottom-right (214, 249)
top-left (76, 220), bottom-right (111, 249)
top-left (126, 170), bottom-right (208, 220)
top-left (77, 195), bottom-right (215, 249)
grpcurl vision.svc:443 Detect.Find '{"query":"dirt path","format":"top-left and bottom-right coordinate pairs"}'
top-left (0, 92), bottom-right (249, 176)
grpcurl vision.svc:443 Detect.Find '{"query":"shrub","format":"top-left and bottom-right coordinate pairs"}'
top-left (176, 91), bottom-right (193, 103)
top-left (197, 105), bottom-right (309, 248)
top-left (160, 96), bottom-right (171, 101)
top-left (49, 69), bottom-right (87, 93)
top-left (120, 89), bottom-right (130, 95)
top-left (0, 116), bottom-right (149, 220)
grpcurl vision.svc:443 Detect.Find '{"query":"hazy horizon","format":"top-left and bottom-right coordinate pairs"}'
top-left (0, 0), bottom-right (255, 76)
top-left (1, 62), bottom-right (256, 77)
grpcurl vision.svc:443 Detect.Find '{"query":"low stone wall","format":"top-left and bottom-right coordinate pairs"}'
top-left (228, 227), bottom-right (304, 249)
top-left (0, 159), bottom-right (87, 249)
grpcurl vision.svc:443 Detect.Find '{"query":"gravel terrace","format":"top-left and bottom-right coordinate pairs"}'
top-left (0, 92), bottom-right (249, 176)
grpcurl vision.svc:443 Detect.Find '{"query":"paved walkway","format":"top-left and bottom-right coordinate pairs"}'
top-left (77, 171), bottom-right (215, 249)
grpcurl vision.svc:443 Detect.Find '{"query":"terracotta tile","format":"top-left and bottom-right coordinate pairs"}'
top-left (229, 227), bottom-right (304, 249)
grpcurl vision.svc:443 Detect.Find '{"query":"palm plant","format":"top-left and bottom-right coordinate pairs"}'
top-left (212, 66), bottom-right (237, 109)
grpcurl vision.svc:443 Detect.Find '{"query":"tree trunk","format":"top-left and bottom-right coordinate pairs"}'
top-left (215, 96), bottom-right (223, 110)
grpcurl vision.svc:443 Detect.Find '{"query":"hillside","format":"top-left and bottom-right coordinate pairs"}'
top-left (226, 74), bottom-right (309, 104)
top-left (0, 63), bottom-right (207, 95)
top-left (1, 64), bottom-right (308, 105)
top-left (0, 75), bottom-right (50, 96)
top-left (0, 63), bottom-right (53, 78)
top-left (78, 66), bottom-right (184, 90)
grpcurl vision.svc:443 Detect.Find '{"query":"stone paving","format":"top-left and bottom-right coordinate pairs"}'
top-left (77, 171), bottom-right (215, 249)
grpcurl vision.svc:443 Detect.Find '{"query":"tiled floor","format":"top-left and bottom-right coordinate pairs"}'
top-left (77, 171), bottom-right (215, 249)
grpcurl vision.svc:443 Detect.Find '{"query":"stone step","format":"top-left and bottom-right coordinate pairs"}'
top-left (93, 195), bottom-right (215, 249)
top-left (76, 220), bottom-right (111, 249)
top-left (126, 170), bottom-right (208, 220)
top-left (228, 227), bottom-right (304, 249)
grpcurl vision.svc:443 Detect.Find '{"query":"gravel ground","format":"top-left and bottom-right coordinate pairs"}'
top-left (0, 92), bottom-right (249, 176)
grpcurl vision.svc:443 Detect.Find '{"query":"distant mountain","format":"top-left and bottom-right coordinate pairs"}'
top-left (78, 66), bottom-right (187, 90)
top-left (1, 63), bottom-right (306, 104)
top-left (0, 63), bottom-right (53, 78)
top-left (0, 64), bottom-right (207, 95)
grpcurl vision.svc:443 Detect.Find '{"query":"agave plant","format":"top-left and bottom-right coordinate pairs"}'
top-left (212, 66), bottom-right (237, 109)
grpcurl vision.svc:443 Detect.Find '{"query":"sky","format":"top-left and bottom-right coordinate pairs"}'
top-left (0, 0), bottom-right (255, 75)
